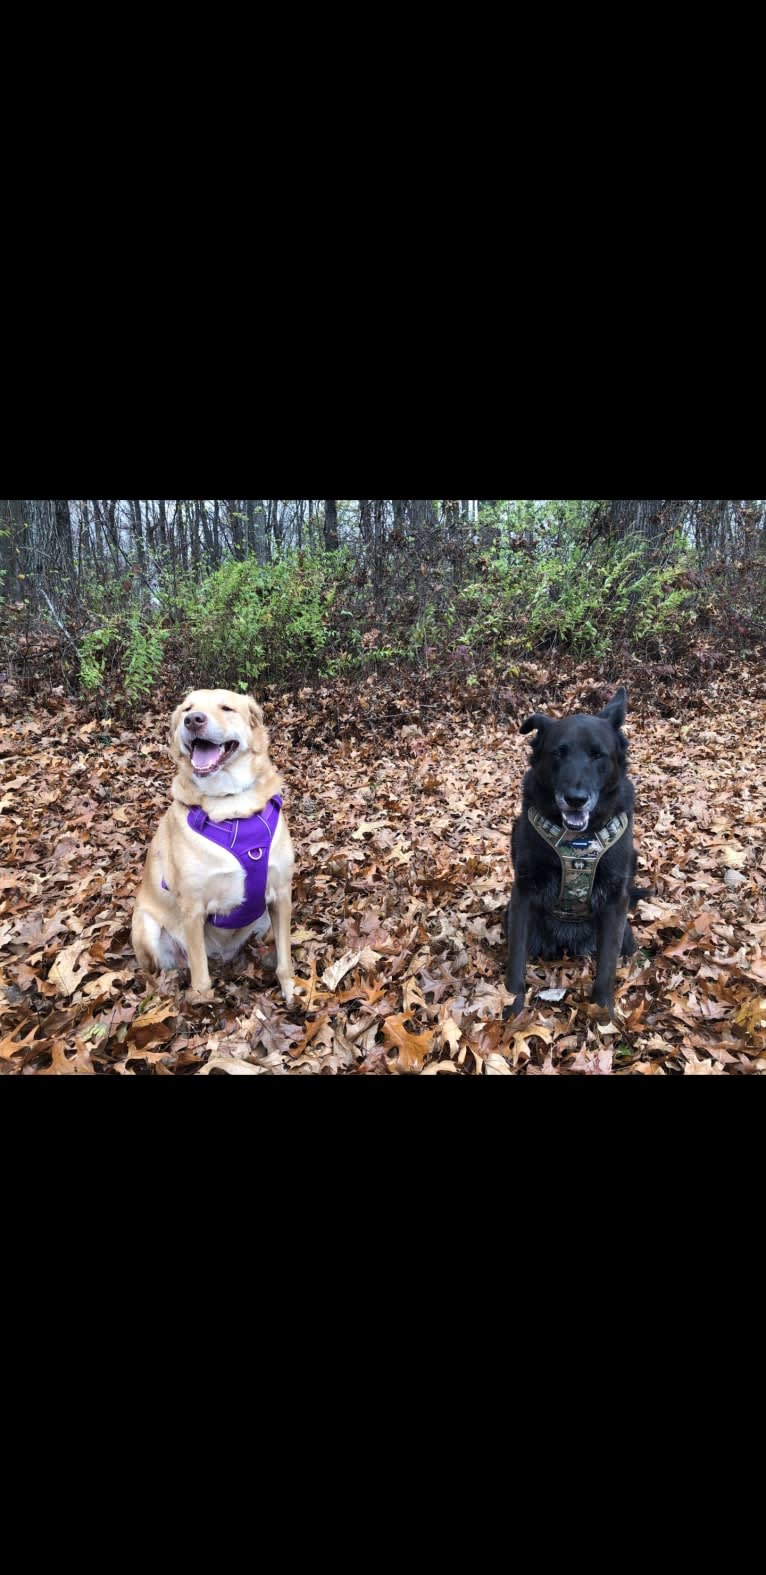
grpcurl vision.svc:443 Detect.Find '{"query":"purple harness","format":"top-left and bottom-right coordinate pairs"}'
top-left (162, 795), bottom-right (282, 928)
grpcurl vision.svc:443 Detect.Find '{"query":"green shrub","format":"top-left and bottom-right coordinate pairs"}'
top-left (78, 622), bottom-right (117, 691)
top-left (69, 511), bottom-right (704, 703)
top-left (123, 608), bottom-right (167, 699)
top-left (77, 608), bottom-right (166, 700)
top-left (178, 549), bottom-right (349, 688)
top-left (441, 523), bottom-right (698, 663)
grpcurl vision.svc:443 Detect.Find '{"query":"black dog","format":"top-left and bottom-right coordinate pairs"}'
top-left (505, 686), bottom-right (641, 1017)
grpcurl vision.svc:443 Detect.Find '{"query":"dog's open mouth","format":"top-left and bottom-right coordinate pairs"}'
top-left (561, 809), bottom-right (590, 832)
top-left (188, 738), bottom-right (240, 776)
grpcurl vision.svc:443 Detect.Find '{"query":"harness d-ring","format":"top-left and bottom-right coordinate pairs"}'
top-left (247, 847), bottom-right (264, 863)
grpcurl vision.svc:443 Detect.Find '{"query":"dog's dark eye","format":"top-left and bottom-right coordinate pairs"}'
top-left (183, 705), bottom-right (192, 712)
top-left (590, 749), bottom-right (606, 760)
top-left (221, 706), bottom-right (234, 713)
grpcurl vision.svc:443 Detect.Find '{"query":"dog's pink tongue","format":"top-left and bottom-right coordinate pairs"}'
top-left (191, 740), bottom-right (225, 773)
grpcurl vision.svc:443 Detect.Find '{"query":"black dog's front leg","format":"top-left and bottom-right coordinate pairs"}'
top-left (592, 897), bottom-right (629, 1014)
top-left (505, 883), bottom-right (530, 1016)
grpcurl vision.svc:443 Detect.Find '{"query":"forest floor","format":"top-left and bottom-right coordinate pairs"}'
top-left (2, 651), bottom-right (765, 1074)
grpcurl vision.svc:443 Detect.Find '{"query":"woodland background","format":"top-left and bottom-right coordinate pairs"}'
top-left (1, 499), bottom-right (764, 1074)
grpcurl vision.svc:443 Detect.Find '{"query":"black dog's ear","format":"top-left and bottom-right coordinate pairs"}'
top-left (520, 713), bottom-right (550, 737)
top-left (600, 685), bottom-right (627, 729)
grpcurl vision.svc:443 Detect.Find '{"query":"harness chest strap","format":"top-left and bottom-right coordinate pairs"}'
top-left (527, 808), bottom-right (629, 918)
top-left (161, 794), bottom-right (282, 928)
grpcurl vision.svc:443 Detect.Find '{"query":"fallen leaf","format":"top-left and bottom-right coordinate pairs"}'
top-left (683, 1053), bottom-right (726, 1075)
top-left (48, 941), bottom-right (90, 996)
top-left (382, 1012), bottom-right (435, 1073)
top-left (198, 1054), bottom-right (262, 1076)
top-left (322, 947), bottom-right (381, 991)
top-left (484, 1053), bottom-right (513, 1075)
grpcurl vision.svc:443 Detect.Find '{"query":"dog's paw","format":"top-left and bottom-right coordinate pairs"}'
top-left (502, 993), bottom-right (526, 1021)
top-left (278, 975), bottom-right (295, 1007)
top-left (587, 997), bottom-right (614, 1024)
top-left (185, 985), bottom-right (215, 1006)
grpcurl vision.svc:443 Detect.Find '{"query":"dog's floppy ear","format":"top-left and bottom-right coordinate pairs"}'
top-left (520, 713), bottom-right (550, 737)
top-left (247, 696), bottom-right (264, 730)
top-left (169, 697), bottom-right (188, 747)
top-left (600, 685), bottom-right (627, 729)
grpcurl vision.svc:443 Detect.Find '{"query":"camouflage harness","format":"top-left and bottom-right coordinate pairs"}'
top-left (528, 808), bottom-right (629, 919)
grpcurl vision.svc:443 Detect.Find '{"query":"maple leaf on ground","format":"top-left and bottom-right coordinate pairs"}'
top-left (682, 1053), bottom-right (725, 1075)
top-left (10, 913), bottom-right (66, 950)
top-left (570, 1046), bottom-right (614, 1075)
top-left (382, 1012), bottom-right (435, 1073)
top-left (292, 958), bottom-right (331, 1012)
top-left (128, 999), bottom-right (177, 1050)
top-left (484, 1053), bottom-right (513, 1075)
top-left (301, 1012), bottom-right (335, 1048)
top-left (508, 1024), bottom-right (554, 1066)
top-left (82, 969), bottom-right (132, 999)
top-left (354, 1044), bottom-right (393, 1074)
top-left (47, 940), bottom-right (91, 996)
top-left (245, 997), bottom-right (304, 1058)
top-left (402, 976), bottom-right (426, 1013)
top-left (199, 1054), bottom-right (263, 1076)
top-left (734, 997), bottom-right (766, 1035)
top-left (321, 947), bottom-right (381, 991)
top-left (439, 1015), bottom-right (462, 1054)
top-left (0, 1022), bottom-right (45, 1061)
top-left (39, 1040), bottom-right (95, 1075)
top-left (351, 819), bottom-right (391, 840)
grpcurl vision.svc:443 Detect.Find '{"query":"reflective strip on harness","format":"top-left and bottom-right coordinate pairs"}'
top-left (527, 808), bottom-right (629, 919)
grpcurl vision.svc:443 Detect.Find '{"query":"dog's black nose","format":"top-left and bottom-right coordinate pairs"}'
top-left (185, 712), bottom-right (207, 731)
top-left (565, 793), bottom-right (588, 807)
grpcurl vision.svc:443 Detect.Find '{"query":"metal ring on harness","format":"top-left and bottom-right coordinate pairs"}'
top-left (247, 847), bottom-right (264, 862)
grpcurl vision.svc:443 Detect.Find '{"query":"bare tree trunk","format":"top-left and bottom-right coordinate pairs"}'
top-left (227, 500), bottom-right (245, 560)
top-left (324, 499), bottom-right (339, 550)
top-left (252, 501), bottom-right (267, 562)
top-left (212, 498), bottom-right (220, 564)
top-left (158, 499), bottom-right (168, 554)
top-left (145, 500), bottom-right (156, 556)
top-left (443, 499), bottom-right (463, 581)
top-left (0, 499), bottom-right (28, 597)
top-left (130, 500), bottom-right (145, 568)
top-left (178, 502), bottom-right (189, 572)
top-left (190, 501), bottom-right (201, 566)
top-left (408, 500), bottom-right (437, 550)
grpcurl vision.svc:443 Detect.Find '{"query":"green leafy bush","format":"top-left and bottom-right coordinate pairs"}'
top-left (177, 549), bottom-right (348, 688)
top-left (437, 513), bottom-right (699, 664)
top-left (78, 608), bottom-right (167, 701)
top-left (69, 508), bottom-right (705, 704)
